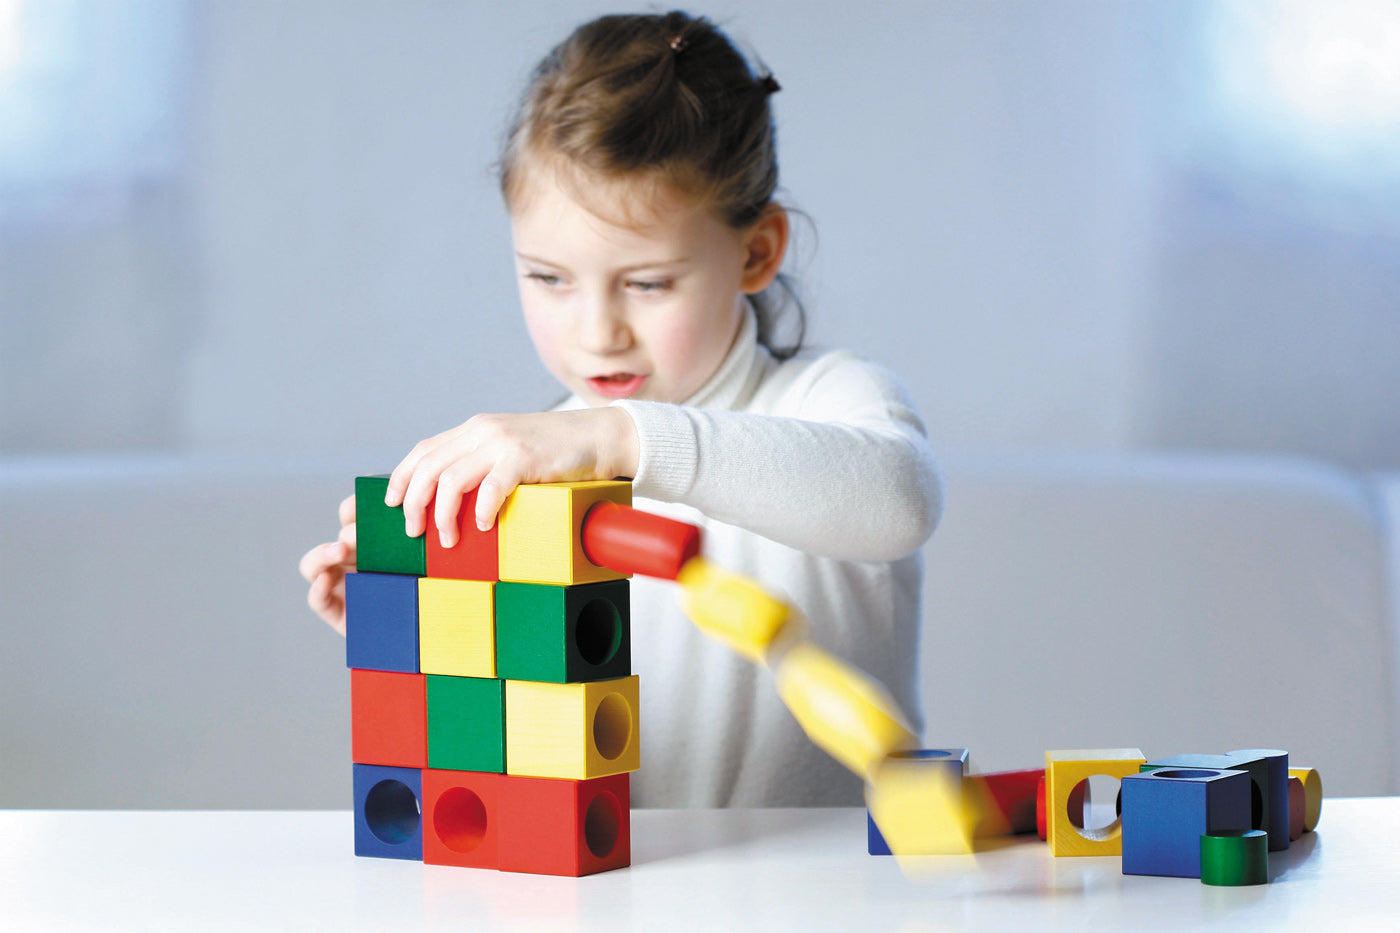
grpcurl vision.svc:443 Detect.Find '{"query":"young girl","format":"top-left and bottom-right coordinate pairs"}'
top-left (300, 11), bottom-right (942, 808)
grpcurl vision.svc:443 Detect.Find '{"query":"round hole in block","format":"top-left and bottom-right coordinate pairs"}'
top-left (592, 692), bottom-right (632, 761)
top-left (584, 791), bottom-right (622, 858)
top-left (1155, 769), bottom-right (1222, 780)
top-left (894, 749), bottom-right (955, 761)
top-left (576, 598), bottom-right (622, 667)
top-left (1249, 779), bottom-right (1265, 830)
top-left (365, 779), bottom-right (421, 845)
top-left (433, 786), bottom-right (488, 853)
top-left (1067, 774), bottom-right (1122, 842)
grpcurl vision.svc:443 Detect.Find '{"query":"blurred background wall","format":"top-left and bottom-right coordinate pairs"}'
top-left (3, 0), bottom-right (1396, 469)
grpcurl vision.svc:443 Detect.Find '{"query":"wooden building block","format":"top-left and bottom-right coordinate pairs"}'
top-left (1121, 768), bottom-right (1252, 877)
top-left (1148, 751), bottom-right (1281, 849)
top-left (867, 812), bottom-right (893, 855)
top-left (505, 676), bottom-right (640, 780)
top-left (425, 486), bottom-right (498, 582)
top-left (676, 557), bottom-right (798, 663)
top-left (497, 773), bottom-right (631, 876)
top-left (497, 481), bottom-right (631, 586)
top-left (866, 749), bottom-right (974, 855)
top-left (1200, 829), bottom-right (1269, 886)
top-left (355, 475), bottom-right (426, 576)
top-left (773, 641), bottom-right (915, 778)
top-left (345, 571), bottom-right (419, 674)
top-left (350, 669), bottom-right (427, 768)
top-left (1289, 766), bottom-right (1323, 833)
top-left (422, 769), bottom-right (501, 870)
top-left (353, 763), bottom-right (423, 861)
top-left (494, 580), bottom-right (630, 684)
top-left (969, 767), bottom-right (1045, 837)
top-left (1044, 749), bottom-right (1145, 857)
top-left (418, 578), bottom-right (495, 678)
top-left (1288, 777), bottom-right (1306, 842)
top-left (1036, 772), bottom-right (1048, 840)
top-left (426, 675), bottom-right (505, 774)
top-left (1229, 748), bottom-right (1290, 851)
top-left (580, 501), bottom-right (701, 579)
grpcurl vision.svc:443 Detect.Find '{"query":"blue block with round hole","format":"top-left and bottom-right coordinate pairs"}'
top-left (1121, 768), bottom-right (1251, 878)
top-left (353, 763), bottom-right (424, 860)
top-left (346, 572), bottom-right (419, 673)
top-left (1146, 751), bottom-right (1279, 848)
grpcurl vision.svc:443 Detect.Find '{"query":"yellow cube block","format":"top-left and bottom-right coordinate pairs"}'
top-left (505, 675), bottom-right (640, 780)
top-left (773, 641), bottom-right (916, 778)
top-left (418, 578), bottom-right (495, 678)
top-left (1044, 748), bottom-right (1146, 856)
top-left (498, 481), bottom-right (631, 586)
top-left (676, 557), bottom-right (797, 663)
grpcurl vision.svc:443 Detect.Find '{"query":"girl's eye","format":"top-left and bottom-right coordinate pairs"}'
top-left (628, 279), bottom-right (673, 293)
top-left (524, 272), bottom-right (563, 287)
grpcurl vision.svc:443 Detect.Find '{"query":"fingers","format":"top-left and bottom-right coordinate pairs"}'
top-left (338, 494), bottom-right (356, 526)
top-left (474, 470), bottom-right (520, 533)
top-left (306, 568), bottom-right (347, 636)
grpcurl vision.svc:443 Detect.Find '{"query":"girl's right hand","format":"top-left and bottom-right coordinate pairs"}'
top-left (298, 494), bottom-right (357, 636)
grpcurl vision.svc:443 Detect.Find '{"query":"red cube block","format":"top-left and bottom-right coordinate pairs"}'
top-left (498, 773), bottom-right (630, 876)
top-left (426, 487), bottom-right (499, 581)
top-left (350, 669), bottom-right (427, 768)
top-left (422, 769), bottom-right (501, 869)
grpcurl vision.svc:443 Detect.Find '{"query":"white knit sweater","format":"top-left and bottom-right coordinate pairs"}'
top-left (567, 310), bottom-right (943, 807)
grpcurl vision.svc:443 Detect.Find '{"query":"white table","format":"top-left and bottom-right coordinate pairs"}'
top-left (1, 801), bottom-right (1396, 930)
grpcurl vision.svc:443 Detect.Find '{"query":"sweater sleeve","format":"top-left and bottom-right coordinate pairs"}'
top-left (613, 352), bottom-right (943, 563)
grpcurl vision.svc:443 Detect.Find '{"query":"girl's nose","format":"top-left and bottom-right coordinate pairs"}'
top-left (577, 292), bottom-right (632, 355)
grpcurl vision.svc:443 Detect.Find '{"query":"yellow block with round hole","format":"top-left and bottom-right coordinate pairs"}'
top-left (1045, 748), bottom-right (1145, 857)
top-left (497, 481), bottom-right (631, 586)
top-left (1288, 767), bottom-right (1323, 833)
top-left (505, 675), bottom-right (640, 780)
top-left (676, 557), bottom-right (798, 662)
top-left (418, 578), bottom-right (495, 678)
top-left (773, 641), bottom-right (916, 778)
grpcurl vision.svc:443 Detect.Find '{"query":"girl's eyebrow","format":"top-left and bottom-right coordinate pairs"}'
top-left (515, 251), bottom-right (689, 273)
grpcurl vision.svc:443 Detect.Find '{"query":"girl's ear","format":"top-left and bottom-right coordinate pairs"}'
top-left (739, 205), bottom-right (789, 295)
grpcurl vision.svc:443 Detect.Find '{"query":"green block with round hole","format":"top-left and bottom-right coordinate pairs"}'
top-left (494, 580), bottom-right (630, 684)
top-left (426, 675), bottom-right (505, 773)
top-left (356, 475), bottom-right (426, 576)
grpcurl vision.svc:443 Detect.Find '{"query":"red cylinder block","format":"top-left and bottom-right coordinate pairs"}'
top-left (581, 501), bottom-right (702, 580)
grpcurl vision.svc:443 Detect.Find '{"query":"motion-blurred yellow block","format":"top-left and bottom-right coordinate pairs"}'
top-left (675, 557), bottom-right (796, 662)
top-left (867, 752), bottom-right (979, 855)
top-left (773, 641), bottom-right (915, 777)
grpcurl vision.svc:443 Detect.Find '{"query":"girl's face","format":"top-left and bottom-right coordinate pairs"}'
top-left (509, 163), bottom-right (765, 408)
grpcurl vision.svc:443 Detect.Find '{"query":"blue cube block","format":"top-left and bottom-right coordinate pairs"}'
top-left (1147, 751), bottom-right (1278, 847)
top-left (346, 572), bottom-right (419, 673)
top-left (1122, 768), bottom-right (1251, 878)
top-left (353, 763), bottom-right (423, 860)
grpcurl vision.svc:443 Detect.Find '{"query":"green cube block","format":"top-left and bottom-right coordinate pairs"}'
top-left (495, 580), bottom-right (630, 684)
top-left (425, 675), bottom-right (505, 773)
top-left (356, 475), bottom-right (426, 576)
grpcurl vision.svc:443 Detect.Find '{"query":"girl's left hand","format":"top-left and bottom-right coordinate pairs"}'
top-left (384, 407), bottom-right (639, 547)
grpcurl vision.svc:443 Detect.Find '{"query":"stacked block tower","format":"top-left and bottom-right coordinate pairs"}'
top-left (347, 476), bottom-right (639, 876)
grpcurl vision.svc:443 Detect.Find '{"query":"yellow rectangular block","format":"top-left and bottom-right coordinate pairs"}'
top-left (1045, 748), bottom-right (1145, 856)
top-left (505, 675), bottom-right (640, 780)
top-left (676, 557), bottom-right (796, 662)
top-left (418, 578), bottom-right (495, 678)
top-left (498, 481), bottom-right (631, 586)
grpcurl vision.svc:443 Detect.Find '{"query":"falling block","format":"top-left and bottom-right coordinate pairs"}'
top-left (498, 773), bottom-right (631, 876)
top-left (969, 768), bottom-right (1044, 837)
top-left (676, 557), bottom-right (799, 663)
top-left (505, 675), bottom-right (640, 779)
top-left (426, 675), bottom-right (505, 773)
top-left (1045, 749), bottom-right (1145, 857)
top-left (418, 578), bottom-right (495, 678)
top-left (422, 769), bottom-right (501, 870)
top-left (353, 763), bottom-right (423, 861)
top-left (425, 486), bottom-right (498, 581)
top-left (1200, 830), bottom-right (1269, 886)
top-left (866, 749), bottom-right (974, 855)
top-left (1289, 767), bottom-right (1323, 833)
top-left (1121, 768), bottom-right (1252, 877)
top-left (495, 580), bottom-right (631, 683)
top-left (355, 475), bottom-right (426, 576)
top-left (580, 501), bottom-right (702, 579)
top-left (350, 669), bottom-right (427, 768)
top-left (498, 481), bottom-right (631, 586)
top-left (1229, 748), bottom-right (1290, 851)
top-left (345, 572), bottom-right (419, 674)
top-left (773, 641), bottom-right (915, 778)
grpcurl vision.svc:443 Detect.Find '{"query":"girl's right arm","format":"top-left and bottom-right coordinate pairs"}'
top-left (298, 494), bottom-right (357, 635)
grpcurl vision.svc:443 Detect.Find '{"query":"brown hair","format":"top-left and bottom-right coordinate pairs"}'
top-left (499, 11), bottom-right (806, 359)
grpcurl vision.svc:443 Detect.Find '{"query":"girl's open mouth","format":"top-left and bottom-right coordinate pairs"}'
top-left (587, 373), bottom-right (646, 399)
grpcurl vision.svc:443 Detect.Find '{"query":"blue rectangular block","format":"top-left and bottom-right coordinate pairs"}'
top-left (1122, 768), bottom-right (1251, 878)
top-left (346, 572), bottom-right (419, 673)
top-left (353, 763), bottom-right (423, 861)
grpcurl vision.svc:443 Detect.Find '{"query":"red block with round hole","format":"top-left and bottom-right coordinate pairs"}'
top-left (350, 669), bottom-right (427, 768)
top-left (581, 501), bottom-right (702, 580)
top-left (498, 773), bottom-right (631, 876)
top-left (426, 487), bottom-right (499, 581)
top-left (422, 769), bottom-right (501, 869)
